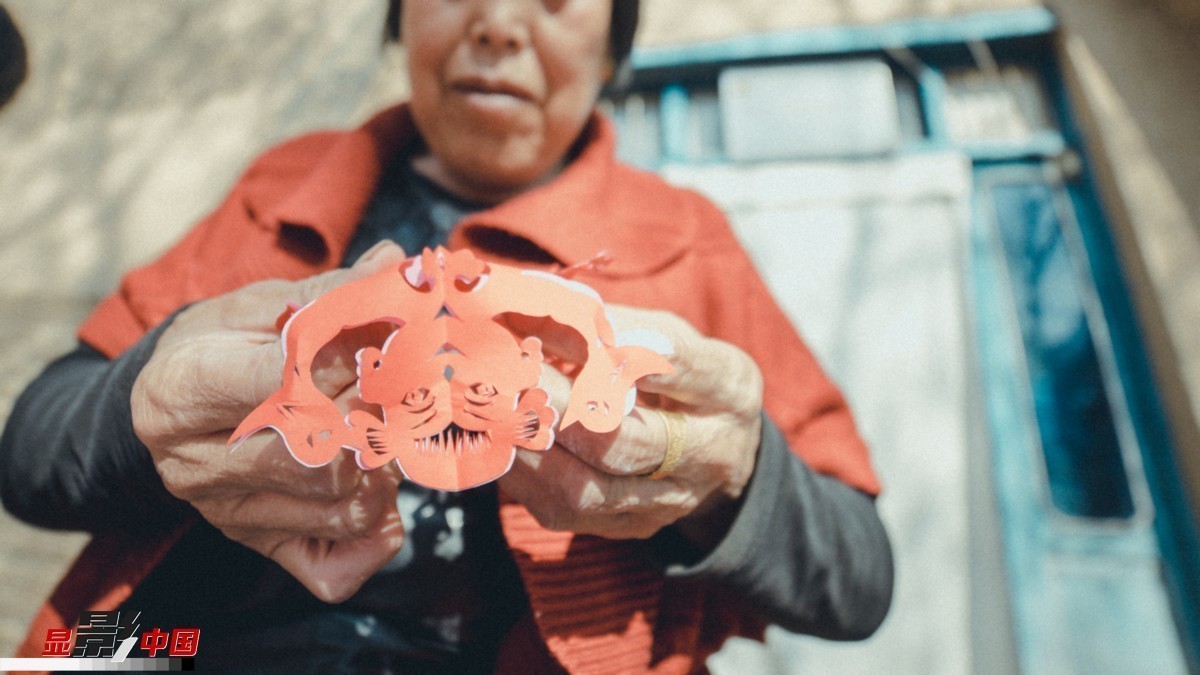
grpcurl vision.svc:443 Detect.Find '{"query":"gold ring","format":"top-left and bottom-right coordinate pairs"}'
top-left (647, 409), bottom-right (687, 480)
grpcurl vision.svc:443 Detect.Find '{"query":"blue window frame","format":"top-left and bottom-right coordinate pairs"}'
top-left (608, 8), bottom-right (1200, 671)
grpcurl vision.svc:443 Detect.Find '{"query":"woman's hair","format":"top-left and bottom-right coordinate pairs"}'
top-left (383, 0), bottom-right (640, 67)
top-left (0, 4), bottom-right (28, 109)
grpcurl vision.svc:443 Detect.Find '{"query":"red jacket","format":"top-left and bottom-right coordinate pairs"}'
top-left (20, 105), bottom-right (879, 673)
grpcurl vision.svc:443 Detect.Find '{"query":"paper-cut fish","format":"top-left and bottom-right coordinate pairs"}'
top-left (230, 247), bottom-right (673, 491)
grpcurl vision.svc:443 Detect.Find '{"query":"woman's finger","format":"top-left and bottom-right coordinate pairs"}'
top-left (208, 471), bottom-right (397, 542)
top-left (157, 431), bottom-right (370, 503)
top-left (553, 406), bottom-right (680, 477)
top-left (135, 335), bottom-right (288, 434)
top-left (135, 242), bottom-right (410, 433)
top-left (605, 305), bottom-right (763, 414)
top-left (253, 499), bottom-right (405, 603)
top-left (539, 363), bottom-right (667, 477)
top-left (500, 444), bottom-right (699, 539)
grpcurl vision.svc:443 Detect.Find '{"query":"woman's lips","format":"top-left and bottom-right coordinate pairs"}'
top-left (450, 76), bottom-right (538, 116)
top-left (451, 76), bottom-right (535, 101)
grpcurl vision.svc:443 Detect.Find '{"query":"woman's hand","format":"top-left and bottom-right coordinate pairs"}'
top-left (131, 242), bottom-right (409, 602)
top-left (499, 306), bottom-right (764, 549)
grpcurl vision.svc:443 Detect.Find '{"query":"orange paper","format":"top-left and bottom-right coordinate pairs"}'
top-left (230, 247), bottom-right (673, 491)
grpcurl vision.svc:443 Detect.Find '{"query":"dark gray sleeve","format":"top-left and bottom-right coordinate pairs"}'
top-left (650, 416), bottom-right (894, 640)
top-left (0, 321), bottom-right (192, 533)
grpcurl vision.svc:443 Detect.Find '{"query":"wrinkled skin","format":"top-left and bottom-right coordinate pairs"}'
top-left (499, 307), bottom-right (764, 546)
top-left (133, 243), bottom-right (411, 603)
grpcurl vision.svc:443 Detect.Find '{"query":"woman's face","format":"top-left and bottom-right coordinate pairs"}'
top-left (403, 0), bottom-right (613, 202)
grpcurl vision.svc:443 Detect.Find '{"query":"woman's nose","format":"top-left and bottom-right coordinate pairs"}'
top-left (468, 0), bottom-right (531, 53)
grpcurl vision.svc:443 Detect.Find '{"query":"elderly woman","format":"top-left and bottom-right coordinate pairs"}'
top-left (0, 0), bottom-right (892, 671)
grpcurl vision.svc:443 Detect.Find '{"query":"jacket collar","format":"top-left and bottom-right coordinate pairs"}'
top-left (244, 104), bottom-right (694, 276)
top-left (245, 104), bottom-right (415, 266)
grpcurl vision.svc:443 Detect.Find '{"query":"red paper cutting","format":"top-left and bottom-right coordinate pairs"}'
top-left (230, 247), bottom-right (673, 491)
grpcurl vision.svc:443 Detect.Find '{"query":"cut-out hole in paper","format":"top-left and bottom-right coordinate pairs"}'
top-left (230, 247), bottom-right (673, 491)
